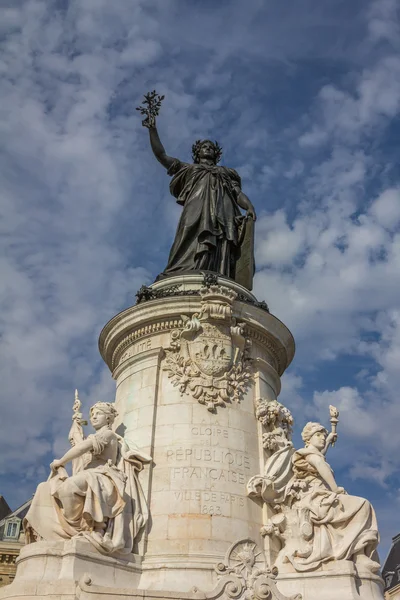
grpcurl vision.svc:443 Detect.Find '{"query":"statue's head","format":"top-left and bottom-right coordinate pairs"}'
top-left (192, 139), bottom-right (223, 164)
top-left (90, 402), bottom-right (118, 429)
top-left (301, 422), bottom-right (328, 450)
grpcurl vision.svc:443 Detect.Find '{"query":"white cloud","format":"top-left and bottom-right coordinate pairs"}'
top-left (256, 210), bottom-right (306, 267)
top-left (370, 188), bottom-right (400, 230)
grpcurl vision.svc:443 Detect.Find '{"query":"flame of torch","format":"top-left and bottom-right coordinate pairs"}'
top-left (329, 405), bottom-right (339, 447)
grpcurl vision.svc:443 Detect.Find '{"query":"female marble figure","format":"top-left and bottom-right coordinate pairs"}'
top-left (282, 422), bottom-right (380, 573)
top-left (24, 402), bottom-right (151, 555)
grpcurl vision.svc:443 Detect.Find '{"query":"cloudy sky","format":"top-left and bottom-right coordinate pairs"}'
top-left (1, 0), bottom-right (400, 559)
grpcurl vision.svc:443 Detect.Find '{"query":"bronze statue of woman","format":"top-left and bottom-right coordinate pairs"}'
top-left (138, 92), bottom-right (256, 286)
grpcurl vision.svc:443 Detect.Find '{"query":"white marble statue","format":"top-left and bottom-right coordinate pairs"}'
top-left (283, 421), bottom-right (380, 573)
top-left (247, 399), bottom-right (295, 504)
top-left (24, 402), bottom-right (151, 555)
top-left (248, 403), bottom-right (381, 576)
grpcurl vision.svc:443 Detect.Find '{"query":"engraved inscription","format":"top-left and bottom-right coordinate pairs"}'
top-left (133, 339), bottom-right (152, 354)
top-left (167, 447), bottom-right (250, 470)
top-left (120, 339), bottom-right (152, 363)
top-left (171, 466), bottom-right (246, 484)
top-left (166, 424), bottom-right (251, 516)
top-left (173, 490), bottom-right (245, 506)
top-left (172, 488), bottom-right (246, 516)
top-left (191, 425), bottom-right (228, 438)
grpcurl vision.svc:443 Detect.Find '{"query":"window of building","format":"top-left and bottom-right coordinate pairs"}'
top-left (386, 573), bottom-right (394, 589)
top-left (4, 518), bottom-right (20, 540)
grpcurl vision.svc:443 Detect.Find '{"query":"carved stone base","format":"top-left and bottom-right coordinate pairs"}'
top-left (0, 539), bottom-right (141, 600)
top-left (276, 560), bottom-right (384, 600)
top-left (0, 538), bottom-right (301, 600)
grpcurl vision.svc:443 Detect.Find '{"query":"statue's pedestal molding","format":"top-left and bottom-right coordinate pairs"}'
top-left (276, 560), bottom-right (384, 600)
top-left (0, 539), bottom-right (141, 600)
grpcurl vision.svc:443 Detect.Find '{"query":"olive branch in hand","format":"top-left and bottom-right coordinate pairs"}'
top-left (136, 90), bottom-right (165, 128)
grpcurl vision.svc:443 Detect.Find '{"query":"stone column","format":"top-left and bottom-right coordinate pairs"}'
top-left (99, 274), bottom-right (295, 593)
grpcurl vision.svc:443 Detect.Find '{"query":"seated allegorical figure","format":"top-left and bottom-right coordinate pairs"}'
top-left (281, 422), bottom-right (380, 573)
top-left (247, 404), bottom-right (381, 576)
top-left (24, 402), bottom-right (151, 556)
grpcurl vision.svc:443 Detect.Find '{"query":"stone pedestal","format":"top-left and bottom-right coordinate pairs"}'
top-left (0, 538), bottom-right (141, 599)
top-left (99, 274), bottom-right (294, 592)
top-left (0, 273), bottom-right (384, 600)
top-left (276, 561), bottom-right (384, 600)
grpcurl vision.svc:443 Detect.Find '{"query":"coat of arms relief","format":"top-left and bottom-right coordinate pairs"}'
top-left (162, 284), bottom-right (253, 411)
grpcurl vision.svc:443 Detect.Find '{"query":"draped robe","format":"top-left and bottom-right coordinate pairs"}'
top-left (161, 160), bottom-right (246, 279)
top-left (284, 447), bottom-right (380, 572)
top-left (24, 430), bottom-right (151, 556)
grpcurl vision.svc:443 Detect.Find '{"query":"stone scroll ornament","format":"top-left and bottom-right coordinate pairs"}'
top-left (247, 401), bottom-right (381, 575)
top-left (213, 538), bottom-right (301, 600)
top-left (163, 283), bottom-right (253, 412)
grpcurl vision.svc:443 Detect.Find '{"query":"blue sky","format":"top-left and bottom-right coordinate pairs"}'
top-left (1, 0), bottom-right (400, 560)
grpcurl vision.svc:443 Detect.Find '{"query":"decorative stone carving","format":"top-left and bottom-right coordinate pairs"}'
top-left (134, 273), bottom-right (270, 312)
top-left (135, 283), bottom-right (200, 305)
top-left (163, 284), bottom-right (253, 411)
top-left (23, 401), bottom-right (151, 556)
top-left (255, 399), bottom-right (294, 451)
top-left (214, 538), bottom-right (301, 600)
top-left (247, 404), bottom-right (382, 577)
top-left (113, 318), bottom-right (184, 369)
top-left (248, 400), bottom-right (295, 507)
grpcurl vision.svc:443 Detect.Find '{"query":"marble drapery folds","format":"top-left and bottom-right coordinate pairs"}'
top-left (24, 430), bottom-right (151, 556)
top-left (283, 446), bottom-right (380, 572)
top-left (247, 405), bottom-right (380, 576)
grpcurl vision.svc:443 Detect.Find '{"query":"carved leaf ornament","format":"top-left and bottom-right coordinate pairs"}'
top-left (163, 285), bottom-right (253, 411)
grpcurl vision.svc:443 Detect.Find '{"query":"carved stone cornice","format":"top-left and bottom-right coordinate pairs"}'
top-left (111, 318), bottom-right (184, 370)
top-left (99, 276), bottom-right (295, 375)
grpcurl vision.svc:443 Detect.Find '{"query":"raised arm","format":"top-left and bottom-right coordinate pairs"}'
top-left (144, 117), bottom-right (176, 171)
top-left (322, 432), bottom-right (337, 456)
top-left (149, 126), bottom-right (176, 170)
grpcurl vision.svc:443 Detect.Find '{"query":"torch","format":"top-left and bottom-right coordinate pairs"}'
top-left (329, 405), bottom-right (339, 448)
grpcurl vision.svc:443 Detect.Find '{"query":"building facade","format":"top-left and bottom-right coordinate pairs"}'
top-left (0, 499), bottom-right (31, 588)
top-left (383, 533), bottom-right (400, 599)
